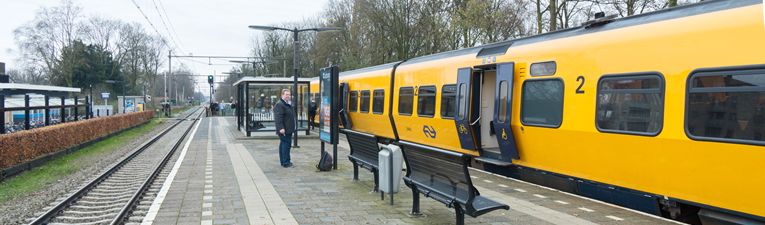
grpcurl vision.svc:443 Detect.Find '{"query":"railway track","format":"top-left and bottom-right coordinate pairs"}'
top-left (29, 107), bottom-right (204, 225)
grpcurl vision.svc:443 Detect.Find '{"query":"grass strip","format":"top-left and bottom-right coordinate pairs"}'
top-left (0, 119), bottom-right (161, 203)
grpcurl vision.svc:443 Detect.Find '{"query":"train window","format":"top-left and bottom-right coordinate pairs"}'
top-left (349, 91), bottom-right (358, 112)
top-left (458, 84), bottom-right (467, 120)
top-left (498, 81), bottom-right (509, 123)
top-left (373, 89), bottom-right (385, 114)
top-left (687, 67), bottom-right (765, 144)
top-left (441, 84), bottom-right (457, 119)
top-left (399, 87), bottom-right (414, 115)
top-left (417, 86), bottom-right (437, 117)
top-left (359, 90), bottom-right (370, 113)
top-left (521, 78), bottom-right (564, 127)
top-left (596, 74), bottom-right (664, 135)
top-left (530, 61), bottom-right (557, 76)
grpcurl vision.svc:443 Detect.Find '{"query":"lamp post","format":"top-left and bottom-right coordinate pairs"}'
top-left (105, 80), bottom-right (125, 114)
top-left (248, 25), bottom-right (340, 148)
top-left (88, 44), bottom-right (93, 119)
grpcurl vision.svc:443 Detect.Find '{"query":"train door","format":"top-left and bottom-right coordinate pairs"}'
top-left (339, 82), bottom-right (352, 128)
top-left (455, 68), bottom-right (479, 151)
top-left (493, 63), bottom-right (520, 160)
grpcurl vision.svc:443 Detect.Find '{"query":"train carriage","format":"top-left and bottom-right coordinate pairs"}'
top-left (313, 0), bottom-right (765, 223)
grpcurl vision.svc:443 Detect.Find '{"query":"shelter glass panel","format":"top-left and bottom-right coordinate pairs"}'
top-left (245, 83), bottom-right (309, 132)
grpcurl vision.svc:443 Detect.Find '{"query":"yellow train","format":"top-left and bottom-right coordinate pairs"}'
top-left (310, 0), bottom-right (765, 223)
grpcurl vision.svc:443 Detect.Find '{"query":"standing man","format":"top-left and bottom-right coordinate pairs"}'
top-left (274, 89), bottom-right (295, 167)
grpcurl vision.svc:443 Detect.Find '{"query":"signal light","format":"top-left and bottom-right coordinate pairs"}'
top-left (208, 75), bottom-right (214, 84)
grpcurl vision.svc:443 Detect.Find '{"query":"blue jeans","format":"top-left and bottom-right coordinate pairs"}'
top-left (278, 133), bottom-right (292, 167)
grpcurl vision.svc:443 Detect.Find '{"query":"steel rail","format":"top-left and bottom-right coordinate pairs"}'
top-left (111, 108), bottom-right (202, 224)
top-left (29, 108), bottom-right (202, 225)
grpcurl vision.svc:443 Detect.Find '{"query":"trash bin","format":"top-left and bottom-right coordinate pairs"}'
top-left (379, 144), bottom-right (404, 194)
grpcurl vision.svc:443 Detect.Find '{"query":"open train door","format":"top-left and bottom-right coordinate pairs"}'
top-left (493, 63), bottom-right (520, 160)
top-left (455, 67), bottom-right (479, 151)
top-left (338, 82), bottom-right (352, 128)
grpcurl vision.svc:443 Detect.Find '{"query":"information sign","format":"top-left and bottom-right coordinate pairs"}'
top-left (319, 66), bottom-right (339, 144)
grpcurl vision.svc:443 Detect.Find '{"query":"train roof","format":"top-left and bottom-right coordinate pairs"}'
top-left (232, 76), bottom-right (313, 86)
top-left (339, 61), bottom-right (402, 77)
top-left (341, 0), bottom-right (759, 72)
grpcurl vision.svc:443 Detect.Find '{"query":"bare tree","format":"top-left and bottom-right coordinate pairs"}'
top-left (6, 68), bottom-right (48, 85)
top-left (13, 0), bottom-right (84, 86)
top-left (140, 35), bottom-right (168, 108)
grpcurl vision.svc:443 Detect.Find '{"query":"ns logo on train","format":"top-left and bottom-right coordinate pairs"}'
top-left (423, 125), bottom-right (436, 139)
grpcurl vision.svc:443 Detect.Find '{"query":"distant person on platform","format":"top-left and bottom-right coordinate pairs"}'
top-left (264, 98), bottom-right (272, 114)
top-left (213, 101), bottom-right (219, 116)
top-left (274, 89), bottom-right (295, 168)
top-left (256, 97), bottom-right (263, 113)
top-left (220, 100), bottom-right (226, 116)
top-left (232, 101), bottom-right (237, 116)
top-left (308, 97), bottom-right (317, 130)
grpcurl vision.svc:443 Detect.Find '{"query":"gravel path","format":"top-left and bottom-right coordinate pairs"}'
top-left (0, 119), bottom-right (175, 224)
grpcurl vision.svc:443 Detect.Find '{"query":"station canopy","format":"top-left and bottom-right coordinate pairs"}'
top-left (0, 83), bottom-right (81, 98)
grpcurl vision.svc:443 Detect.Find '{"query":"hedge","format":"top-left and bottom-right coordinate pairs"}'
top-left (0, 110), bottom-right (154, 170)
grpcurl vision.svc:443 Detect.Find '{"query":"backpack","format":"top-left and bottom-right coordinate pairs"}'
top-left (316, 151), bottom-right (333, 172)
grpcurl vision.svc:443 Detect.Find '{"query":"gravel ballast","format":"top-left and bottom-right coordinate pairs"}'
top-left (0, 118), bottom-right (176, 224)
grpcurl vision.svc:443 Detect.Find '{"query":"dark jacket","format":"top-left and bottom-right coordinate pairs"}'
top-left (308, 101), bottom-right (317, 116)
top-left (274, 98), bottom-right (295, 135)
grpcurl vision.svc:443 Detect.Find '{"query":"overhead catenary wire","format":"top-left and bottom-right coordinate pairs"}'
top-left (154, 0), bottom-right (190, 54)
top-left (130, 0), bottom-right (186, 56)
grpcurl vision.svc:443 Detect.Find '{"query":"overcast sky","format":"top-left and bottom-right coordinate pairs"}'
top-left (0, 0), bottom-right (330, 89)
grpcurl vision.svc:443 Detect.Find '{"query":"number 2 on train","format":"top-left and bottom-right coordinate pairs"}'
top-left (576, 76), bottom-right (585, 94)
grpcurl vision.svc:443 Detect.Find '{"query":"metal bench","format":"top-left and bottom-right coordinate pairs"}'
top-left (343, 129), bottom-right (381, 192)
top-left (400, 141), bottom-right (509, 225)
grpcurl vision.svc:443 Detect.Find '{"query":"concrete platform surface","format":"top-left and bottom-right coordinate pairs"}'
top-left (140, 116), bottom-right (682, 225)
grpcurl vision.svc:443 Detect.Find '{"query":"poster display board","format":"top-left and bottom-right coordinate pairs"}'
top-left (319, 66), bottom-right (339, 144)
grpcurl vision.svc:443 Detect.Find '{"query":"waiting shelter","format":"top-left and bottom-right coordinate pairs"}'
top-left (233, 77), bottom-right (311, 137)
top-left (0, 83), bottom-right (84, 133)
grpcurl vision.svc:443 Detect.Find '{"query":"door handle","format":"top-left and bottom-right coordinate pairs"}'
top-left (470, 116), bottom-right (481, 126)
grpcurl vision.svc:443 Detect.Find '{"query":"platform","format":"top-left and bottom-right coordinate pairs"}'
top-left (140, 116), bottom-right (681, 225)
